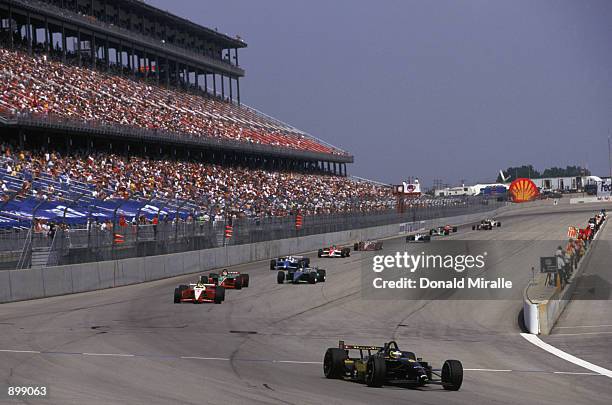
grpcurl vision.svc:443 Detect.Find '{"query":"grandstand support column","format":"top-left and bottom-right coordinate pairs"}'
top-left (204, 74), bottom-right (208, 94)
top-left (195, 70), bottom-right (199, 90)
top-left (61, 23), bottom-right (66, 62)
top-left (229, 76), bottom-right (233, 103)
top-left (165, 57), bottom-right (170, 86)
top-left (26, 12), bottom-right (31, 54)
top-left (118, 43), bottom-right (123, 73)
top-left (105, 36), bottom-right (110, 70)
top-left (8, 4), bottom-right (13, 49)
top-left (91, 33), bottom-right (96, 68)
top-left (32, 16), bottom-right (37, 48)
top-left (175, 62), bottom-right (180, 88)
top-left (77, 28), bottom-right (82, 66)
top-left (236, 77), bottom-right (241, 105)
top-left (213, 72), bottom-right (217, 96)
top-left (221, 73), bottom-right (225, 100)
top-left (44, 17), bottom-right (49, 54)
top-left (144, 51), bottom-right (148, 79)
top-left (156, 56), bottom-right (160, 84)
top-left (131, 44), bottom-right (135, 76)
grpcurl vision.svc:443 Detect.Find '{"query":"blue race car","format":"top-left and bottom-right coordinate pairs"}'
top-left (277, 265), bottom-right (326, 284)
top-left (270, 256), bottom-right (310, 270)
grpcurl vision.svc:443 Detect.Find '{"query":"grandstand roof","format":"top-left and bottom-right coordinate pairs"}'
top-left (118, 0), bottom-right (247, 49)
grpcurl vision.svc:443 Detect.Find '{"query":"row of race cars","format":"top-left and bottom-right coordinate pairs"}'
top-left (174, 218), bottom-right (505, 303)
top-left (174, 240), bottom-right (385, 303)
top-left (406, 218), bottom-right (502, 242)
top-left (172, 238), bottom-right (465, 391)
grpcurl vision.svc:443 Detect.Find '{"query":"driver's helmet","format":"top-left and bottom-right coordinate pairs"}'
top-left (390, 350), bottom-right (402, 359)
top-left (221, 269), bottom-right (228, 276)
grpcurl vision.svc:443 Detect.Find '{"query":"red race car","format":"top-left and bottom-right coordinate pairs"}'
top-left (174, 281), bottom-right (225, 304)
top-left (206, 270), bottom-right (250, 290)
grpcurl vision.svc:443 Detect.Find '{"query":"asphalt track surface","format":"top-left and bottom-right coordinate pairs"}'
top-left (1, 203), bottom-right (611, 404)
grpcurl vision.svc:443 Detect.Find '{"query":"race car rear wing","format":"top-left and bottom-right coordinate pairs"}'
top-left (338, 340), bottom-right (383, 351)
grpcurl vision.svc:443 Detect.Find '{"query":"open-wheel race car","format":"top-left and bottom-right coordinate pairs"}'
top-left (406, 233), bottom-right (431, 243)
top-left (353, 240), bottom-right (383, 251)
top-left (323, 340), bottom-right (463, 391)
top-left (429, 225), bottom-right (458, 236)
top-left (205, 270), bottom-right (249, 290)
top-left (270, 256), bottom-right (310, 271)
top-left (318, 245), bottom-right (351, 258)
top-left (173, 281), bottom-right (225, 304)
top-left (472, 219), bottom-right (501, 230)
top-left (277, 264), bottom-right (326, 284)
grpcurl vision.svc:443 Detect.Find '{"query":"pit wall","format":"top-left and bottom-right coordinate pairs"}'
top-left (1, 202), bottom-right (529, 303)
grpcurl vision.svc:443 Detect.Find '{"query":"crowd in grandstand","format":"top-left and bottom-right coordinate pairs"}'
top-left (0, 144), bottom-right (395, 218)
top-left (0, 47), bottom-right (344, 156)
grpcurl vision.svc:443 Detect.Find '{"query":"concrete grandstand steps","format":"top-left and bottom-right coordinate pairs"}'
top-left (30, 247), bottom-right (51, 268)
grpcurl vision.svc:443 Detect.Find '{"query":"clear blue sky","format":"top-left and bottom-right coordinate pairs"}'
top-left (148, 0), bottom-right (612, 186)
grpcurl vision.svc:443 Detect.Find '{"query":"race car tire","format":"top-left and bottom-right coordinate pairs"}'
top-left (277, 271), bottom-right (285, 284)
top-left (429, 229), bottom-right (435, 236)
top-left (452, 226), bottom-right (458, 232)
top-left (444, 231), bottom-right (450, 236)
top-left (406, 235), bottom-right (415, 242)
top-left (173, 288), bottom-right (181, 303)
top-left (270, 259), bottom-right (276, 270)
top-left (242, 274), bottom-right (250, 288)
top-left (317, 269), bottom-right (326, 283)
top-left (365, 355), bottom-right (386, 387)
top-left (214, 286), bottom-right (225, 304)
top-left (323, 348), bottom-right (348, 379)
top-left (342, 248), bottom-right (351, 257)
top-left (340, 249), bottom-right (346, 258)
top-left (472, 225), bottom-right (476, 230)
top-left (208, 273), bottom-right (219, 285)
top-left (354, 242), bottom-right (359, 251)
top-left (234, 277), bottom-right (243, 290)
top-left (441, 359), bottom-right (463, 391)
top-left (308, 272), bottom-right (317, 284)
top-left (318, 249), bottom-right (323, 258)
top-left (423, 235), bottom-right (431, 242)
top-left (497, 222), bottom-right (502, 227)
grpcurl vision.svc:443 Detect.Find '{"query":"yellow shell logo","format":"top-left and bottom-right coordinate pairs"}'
top-left (509, 178), bottom-right (539, 203)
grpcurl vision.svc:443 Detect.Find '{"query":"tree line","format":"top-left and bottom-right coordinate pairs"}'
top-left (496, 165), bottom-right (591, 182)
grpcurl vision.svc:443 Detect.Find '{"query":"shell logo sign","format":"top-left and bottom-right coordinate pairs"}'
top-left (509, 178), bottom-right (539, 203)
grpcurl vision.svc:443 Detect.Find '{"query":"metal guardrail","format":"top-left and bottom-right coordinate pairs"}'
top-left (0, 196), bottom-right (506, 268)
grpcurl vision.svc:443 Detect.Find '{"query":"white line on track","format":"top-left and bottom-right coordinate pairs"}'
top-left (0, 349), bottom-right (41, 354)
top-left (549, 331), bottom-right (612, 337)
top-left (82, 353), bottom-right (135, 357)
top-left (555, 324), bottom-right (612, 329)
top-left (553, 372), bottom-right (604, 376)
top-left (463, 368), bottom-right (512, 372)
top-left (180, 356), bottom-right (230, 361)
top-left (520, 333), bottom-right (612, 378)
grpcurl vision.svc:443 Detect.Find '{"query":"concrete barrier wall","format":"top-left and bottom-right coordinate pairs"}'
top-left (523, 214), bottom-right (607, 335)
top-left (0, 203), bottom-right (517, 304)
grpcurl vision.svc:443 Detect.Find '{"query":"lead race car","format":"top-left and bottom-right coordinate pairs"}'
top-left (173, 280), bottom-right (225, 304)
top-left (472, 218), bottom-right (502, 230)
top-left (406, 233), bottom-right (431, 243)
top-left (270, 256), bottom-right (310, 271)
top-left (318, 245), bottom-right (351, 258)
top-left (277, 263), bottom-right (326, 284)
top-left (206, 270), bottom-right (249, 290)
top-left (429, 225), bottom-right (458, 236)
top-left (353, 240), bottom-right (383, 251)
top-left (324, 340), bottom-right (463, 391)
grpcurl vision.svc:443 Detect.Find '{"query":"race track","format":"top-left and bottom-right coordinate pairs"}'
top-left (1, 204), bottom-right (611, 404)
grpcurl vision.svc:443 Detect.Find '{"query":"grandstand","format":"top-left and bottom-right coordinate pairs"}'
top-left (0, 0), bottom-right (496, 270)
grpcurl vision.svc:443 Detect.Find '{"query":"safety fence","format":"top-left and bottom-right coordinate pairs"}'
top-left (0, 196), bottom-right (506, 269)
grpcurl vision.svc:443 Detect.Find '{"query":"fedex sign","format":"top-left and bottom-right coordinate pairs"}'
top-left (598, 180), bottom-right (612, 197)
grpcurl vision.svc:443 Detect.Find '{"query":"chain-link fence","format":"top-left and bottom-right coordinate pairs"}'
top-left (0, 196), bottom-right (505, 269)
